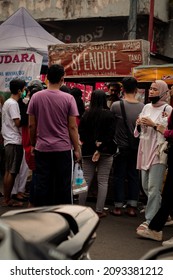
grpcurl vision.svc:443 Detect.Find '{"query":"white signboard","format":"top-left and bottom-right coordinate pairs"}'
top-left (0, 51), bottom-right (43, 92)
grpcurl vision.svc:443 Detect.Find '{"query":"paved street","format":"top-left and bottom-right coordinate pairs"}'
top-left (89, 202), bottom-right (173, 260)
top-left (0, 192), bottom-right (173, 260)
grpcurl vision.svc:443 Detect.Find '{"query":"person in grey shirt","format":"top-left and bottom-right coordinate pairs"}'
top-left (110, 77), bottom-right (144, 217)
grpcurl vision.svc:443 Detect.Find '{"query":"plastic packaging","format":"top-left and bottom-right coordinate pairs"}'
top-left (75, 164), bottom-right (83, 185)
top-left (72, 163), bottom-right (88, 195)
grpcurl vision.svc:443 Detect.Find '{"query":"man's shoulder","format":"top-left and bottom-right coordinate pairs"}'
top-left (136, 101), bottom-right (145, 108)
top-left (111, 100), bottom-right (120, 108)
top-left (3, 98), bottom-right (17, 109)
top-left (4, 97), bottom-right (14, 104)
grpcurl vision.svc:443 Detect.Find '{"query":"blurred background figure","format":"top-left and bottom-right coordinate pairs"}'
top-left (60, 84), bottom-right (71, 93)
top-left (70, 87), bottom-right (85, 124)
top-left (22, 79), bottom-right (44, 207)
top-left (0, 95), bottom-right (4, 197)
top-left (11, 154), bottom-right (29, 201)
top-left (106, 82), bottom-right (122, 108)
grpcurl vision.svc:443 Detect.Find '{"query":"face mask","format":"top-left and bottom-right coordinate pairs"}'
top-left (21, 90), bottom-right (27, 99)
top-left (22, 97), bottom-right (29, 104)
top-left (149, 96), bottom-right (160, 104)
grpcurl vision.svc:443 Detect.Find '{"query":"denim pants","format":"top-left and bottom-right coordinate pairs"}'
top-left (113, 149), bottom-right (140, 208)
top-left (141, 163), bottom-right (166, 224)
top-left (79, 155), bottom-right (113, 212)
top-left (149, 147), bottom-right (173, 231)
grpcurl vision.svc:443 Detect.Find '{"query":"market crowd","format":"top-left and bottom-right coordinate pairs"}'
top-left (0, 64), bottom-right (173, 247)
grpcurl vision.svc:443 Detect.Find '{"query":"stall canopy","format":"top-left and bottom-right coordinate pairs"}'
top-left (0, 7), bottom-right (63, 64)
top-left (133, 64), bottom-right (173, 85)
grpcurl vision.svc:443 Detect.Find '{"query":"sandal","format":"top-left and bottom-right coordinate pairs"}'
top-left (125, 207), bottom-right (137, 217)
top-left (110, 208), bottom-right (122, 216)
top-left (96, 211), bottom-right (107, 218)
top-left (11, 194), bottom-right (28, 202)
top-left (1, 199), bottom-right (23, 207)
top-left (136, 221), bottom-right (148, 232)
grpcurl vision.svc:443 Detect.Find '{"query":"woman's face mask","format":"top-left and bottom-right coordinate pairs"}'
top-left (149, 96), bottom-right (160, 104)
top-left (21, 90), bottom-right (27, 99)
top-left (149, 84), bottom-right (160, 104)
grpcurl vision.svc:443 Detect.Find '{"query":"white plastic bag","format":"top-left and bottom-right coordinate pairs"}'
top-left (72, 162), bottom-right (88, 195)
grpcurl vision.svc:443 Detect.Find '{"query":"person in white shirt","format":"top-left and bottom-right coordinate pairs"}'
top-left (1, 78), bottom-right (26, 207)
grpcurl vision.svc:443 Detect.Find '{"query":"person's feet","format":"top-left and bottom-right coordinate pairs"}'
top-left (96, 211), bottom-right (107, 218)
top-left (11, 192), bottom-right (28, 202)
top-left (164, 215), bottom-right (173, 226)
top-left (136, 221), bottom-right (149, 231)
top-left (1, 199), bottom-right (23, 207)
top-left (110, 206), bottom-right (137, 217)
top-left (162, 237), bottom-right (173, 246)
top-left (125, 206), bottom-right (137, 217)
top-left (110, 207), bottom-right (122, 216)
top-left (136, 228), bottom-right (163, 241)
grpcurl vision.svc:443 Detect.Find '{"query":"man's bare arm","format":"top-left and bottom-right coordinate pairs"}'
top-left (28, 115), bottom-right (37, 147)
top-left (68, 116), bottom-right (81, 161)
top-left (13, 118), bottom-right (20, 127)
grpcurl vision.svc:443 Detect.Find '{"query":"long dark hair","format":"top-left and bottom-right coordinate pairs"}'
top-left (89, 90), bottom-right (108, 110)
top-left (84, 90), bottom-right (108, 138)
top-left (70, 87), bottom-right (85, 118)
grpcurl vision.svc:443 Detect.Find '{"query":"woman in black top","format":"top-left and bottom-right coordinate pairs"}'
top-left (78, 90), bottom-right (116, 218)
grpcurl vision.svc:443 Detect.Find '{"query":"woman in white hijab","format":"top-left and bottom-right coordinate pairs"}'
top-left (134, 80), bottom-right (172, 231)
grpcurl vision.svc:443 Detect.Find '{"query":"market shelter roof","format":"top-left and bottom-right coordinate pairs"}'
top-left (132, 64), bottom-right (173, 84)
top-left (0, 7), bottom-right (63, 64)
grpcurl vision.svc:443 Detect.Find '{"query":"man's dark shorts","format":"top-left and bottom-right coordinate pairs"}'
top-left (4, 144), bottom-right (23, 174)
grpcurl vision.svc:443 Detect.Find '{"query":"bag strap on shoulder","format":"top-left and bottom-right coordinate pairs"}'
top-left (120, 100), bottom-right (134, 149)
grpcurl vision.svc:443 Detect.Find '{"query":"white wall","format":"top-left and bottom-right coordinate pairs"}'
top-left (0, 0), bottom-right (169, 22)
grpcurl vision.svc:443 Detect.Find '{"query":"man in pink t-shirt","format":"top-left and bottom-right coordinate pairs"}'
top-left (27, 64), bottom-right (81, 206)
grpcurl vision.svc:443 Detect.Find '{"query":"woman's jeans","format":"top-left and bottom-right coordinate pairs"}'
top-left (149, 147), bottom-right (173, 231)
top-left (141, 163), bottom-right (166, 224)
top-left (113, 148), bottom-right (140, 208)
top-left (79, 155), bottom-right (113, 212)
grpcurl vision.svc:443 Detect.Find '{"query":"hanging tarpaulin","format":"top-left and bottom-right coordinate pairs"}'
top-left (0, 51), bottom-right (43, 92)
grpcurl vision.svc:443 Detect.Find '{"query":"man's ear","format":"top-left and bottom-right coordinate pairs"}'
top-left (17, 89), bottom-right (22, 97)
top-left (60, 77), bottom-right (64, 85)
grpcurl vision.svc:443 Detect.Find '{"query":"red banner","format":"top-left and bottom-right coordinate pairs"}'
top-left (48, 40), bottom-right (149, 78)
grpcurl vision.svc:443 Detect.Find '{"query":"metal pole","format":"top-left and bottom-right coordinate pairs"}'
top-left (128, 0), bottom-right (137, 40)
top-left (148, 0), bottom-right (155, 51)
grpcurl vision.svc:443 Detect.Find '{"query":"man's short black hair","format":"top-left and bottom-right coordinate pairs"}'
top-left (107, 82), bottom-right (121, 92)
top-left (9, 78), bottom-right (26, 95)
top-left (122, 77), bottom-right (137, 93)
top-left (47, 64), bottom-right (65, 84)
